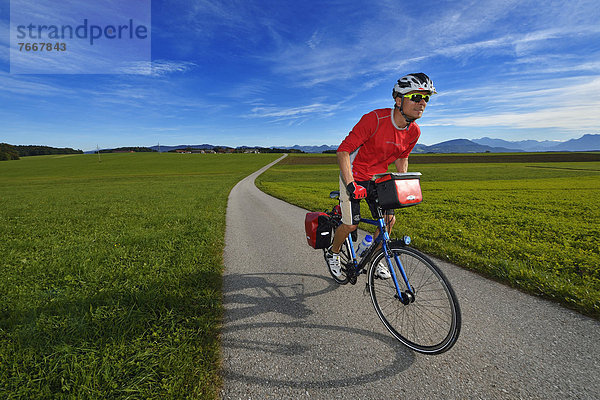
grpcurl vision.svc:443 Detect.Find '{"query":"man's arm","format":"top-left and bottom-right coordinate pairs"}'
top-left (338, 151), bottom-right (367, 199)
top-left (337, 151), bottom-right (354, 185)
top-left (395, 157), bottom-right (408, 173)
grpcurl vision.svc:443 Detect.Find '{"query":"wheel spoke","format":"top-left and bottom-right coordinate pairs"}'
top-left (369, 246), bottom-right (461, 354)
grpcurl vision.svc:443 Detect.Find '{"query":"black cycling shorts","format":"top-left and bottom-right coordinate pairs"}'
top-left (339, 176), bottom-right (394, 226)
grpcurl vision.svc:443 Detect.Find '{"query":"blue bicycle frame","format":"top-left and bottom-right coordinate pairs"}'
top-left (345, 215), bottom-right (414, 302)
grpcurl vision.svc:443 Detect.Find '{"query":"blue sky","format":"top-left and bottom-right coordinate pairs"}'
top-left (1, 0), bottom-right (599, 151)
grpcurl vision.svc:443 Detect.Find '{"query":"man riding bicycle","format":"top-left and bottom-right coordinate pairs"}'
top-left (326, 73), bottom-right (436, 279)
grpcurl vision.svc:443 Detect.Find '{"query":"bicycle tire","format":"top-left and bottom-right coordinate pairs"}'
top-left (323, 238), bottom-right (351, 284)
top-left (368, 244), bottom-right (461, 354)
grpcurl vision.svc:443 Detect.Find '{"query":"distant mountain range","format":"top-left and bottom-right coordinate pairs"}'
top-left (285, 134), bottom-right (600, 153)
top-left (411, 139), bottom-right (520, 154)
top-left (84, 134), bottom-right (600, 154)
top-left (471, 134), bottom-right (600, 152)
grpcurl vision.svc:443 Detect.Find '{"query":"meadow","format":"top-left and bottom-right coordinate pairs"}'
top-left (255, 153), bottom-right (600, 318)
top-left (0, 153), bottom-right (279, 399)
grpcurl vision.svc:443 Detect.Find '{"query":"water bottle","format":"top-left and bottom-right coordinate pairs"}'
top-left (357, 235), bottom-right (373, 257)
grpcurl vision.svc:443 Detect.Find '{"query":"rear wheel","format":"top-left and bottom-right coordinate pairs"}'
top-left (368, 245), bottom-right (461, 354)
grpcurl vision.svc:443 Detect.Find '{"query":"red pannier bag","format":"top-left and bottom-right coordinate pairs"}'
top-left (304, 212), bottom-right (332, 249)
top-left (374, 172), bottom-right (423, 209)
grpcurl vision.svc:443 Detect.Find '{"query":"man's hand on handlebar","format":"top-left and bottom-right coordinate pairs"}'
top-left (346, 181), bottom-right (367, 200)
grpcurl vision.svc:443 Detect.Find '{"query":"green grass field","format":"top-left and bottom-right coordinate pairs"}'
top-left (2, 151), bottom-right (598, 398)
top-left (256, 154), bottom-right (600, 318)
top-left (0, 153), bottom-right (279, 399)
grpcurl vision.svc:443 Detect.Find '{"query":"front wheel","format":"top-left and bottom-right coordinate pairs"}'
top-left (368, 245), bottom-right (461, 354)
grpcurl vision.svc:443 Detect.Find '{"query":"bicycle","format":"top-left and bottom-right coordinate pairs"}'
top-left (323, 173), bottom-right (461, 354)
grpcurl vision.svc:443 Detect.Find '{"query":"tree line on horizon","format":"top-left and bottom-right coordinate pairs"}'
top-left (95, 146), bottom-right (305, 154)
top-left (0, 143), bottom-right (83, 161)
top-left (0, 143), bottom-right (20, 161)
top-left (97, 147), bottom-right (156, 153)
top-left (162, 146), bottom-right (305, 154)
top-left (0, 143), bottom-right (306, 159)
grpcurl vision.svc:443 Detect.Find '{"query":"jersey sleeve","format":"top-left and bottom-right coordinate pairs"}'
top-left (337, 111), bottom-right (378, 153)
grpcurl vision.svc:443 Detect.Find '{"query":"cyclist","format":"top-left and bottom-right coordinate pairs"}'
top-left (326, 73), bottom-right (436, 279)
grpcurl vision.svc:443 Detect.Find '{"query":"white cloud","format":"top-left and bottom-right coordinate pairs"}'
top-left (115, 60), bottom-right (197, 76)
top-left (249, 102), bottom-right (342, 119)
top-left (306, 30), bottom-right (321, 50)
top-left (428, 76), bottom-right (600, 131)
top-left (432, 105), bottom-right (599, 131)
top-left (264, 0), bottom-right (600, 93)
top-left (0, 73), bottom-right (74, 96)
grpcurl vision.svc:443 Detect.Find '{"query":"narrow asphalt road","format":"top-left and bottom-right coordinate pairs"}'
top-left (221, 155), bottom-right (599, 399)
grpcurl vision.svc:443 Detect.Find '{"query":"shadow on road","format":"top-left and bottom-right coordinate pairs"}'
top-left (221, 272), bottom-right (416, 388)
top-left (223, 272), bottom-right (338, 324)
top-left (221, 321), bottom-right (415, 389)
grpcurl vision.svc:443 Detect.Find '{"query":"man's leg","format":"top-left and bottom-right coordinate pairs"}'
top-left (374, 212), bottom-right (395, 240)
top-left (372, 215), bottom-right (394, 262)
top-left (373, 212), bottom-right (395, 279)
top-left (333, 174), bottom-right (360, 253)
top-left (326, 201), bottom-right (358, 279)
top-left (331, 223), bottom-right (357, 253)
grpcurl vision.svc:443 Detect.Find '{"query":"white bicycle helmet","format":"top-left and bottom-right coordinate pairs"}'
top-left (392, 73), bottom-right (437, 98)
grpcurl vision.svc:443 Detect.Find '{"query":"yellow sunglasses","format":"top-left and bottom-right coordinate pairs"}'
top-left (403, 93), bottom-right (430, 103)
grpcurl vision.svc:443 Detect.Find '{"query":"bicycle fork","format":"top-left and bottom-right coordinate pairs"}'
top-left (376, 219), bottom-right (416, 305)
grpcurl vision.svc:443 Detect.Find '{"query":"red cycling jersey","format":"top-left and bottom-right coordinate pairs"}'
top-left (337, 108), bottom-right (421, 181)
